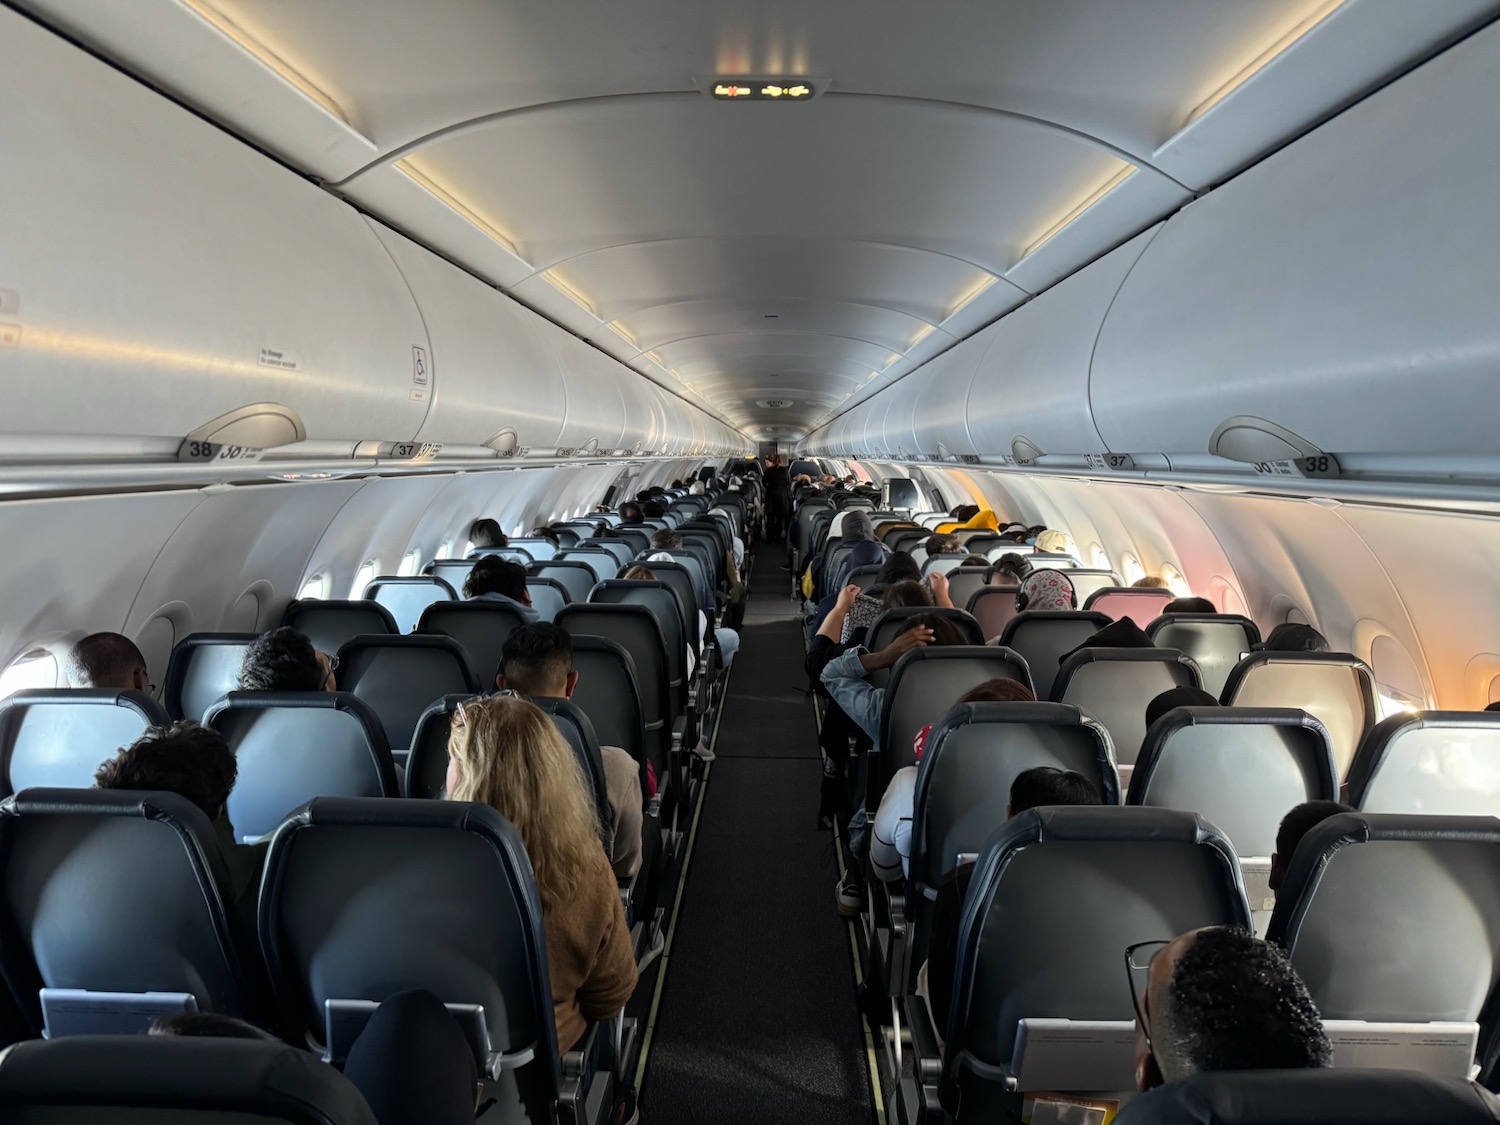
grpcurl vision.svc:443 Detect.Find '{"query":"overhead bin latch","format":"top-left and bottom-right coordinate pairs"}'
top-left (1209, 416), bottom-right (1341, 480)
top-left (177, 403), bottom-right (306, 465)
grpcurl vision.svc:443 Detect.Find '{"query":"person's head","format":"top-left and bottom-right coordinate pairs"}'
top-left (1145, 687), bottom-right (1220, 730)
top-left (881, 579), bottom-right (935, 610)
top-left (1258, 623), bottom-right (1330, 653)
top-left (623, 565), bottom-right (656, 582)
top-left (1016, 569), bottom-right (1076, 612)
top-left (445, 695), bottom-right (600, 907)
top-left (1163, 597), bottom-right (1217, 615)
top-left (897, 613), bottom-right (968, 648)
top-left (988, 553), bottom-right (1031, 586)
top-left (94, 720), bottom-right (237, 821)
top-left (1034, 529), bottom-right (1075, 556)
top-left (1269, 800), bottom-right (1353, 894)
top-left (66, 633), bottom-right (149, 692)
top-left (960, 554), bottom-right (990, 568)
top-left (463, 556), bottom-right (530, 604)
top-left (842, 511), bottom-right (877, 543)
top-left (924, 532), bottom-right (959, 557)
top-left (1487, 701), bottom-right (1500, 714)
top-left (1009, 766), bottom-right (1100, 816)
top-left (950, 504), bottom-right (981, 523)
top-left (1059, 617), bottom-right (1154, 664)
top-left (618, 501), bottom-right (644, 525)
top-left (468, 518), bottom-right (506, 550)
top-left (239, 627), bottom-right (333, 692)
top-left (651, 529), bottom-right (684, 551)
top-left (147, 1012), bottom-right (277, 1040)
top-left (342, 989), bottom-right (482, 1125)
top-left (958, 677), bottom-right (1035, 706)
top-left (530, 526), bottom-right (561, 547)
top-left (1133, 575), bottom-right (1170, 589)
top-left (1134, 927), bottom-right (1330, 1092)
top-left (875, 553), bottom-right (921, 588)
top-left (642, 499), bottom-right (667, 520)
top-left (497, 623), bottom-right (575, 698)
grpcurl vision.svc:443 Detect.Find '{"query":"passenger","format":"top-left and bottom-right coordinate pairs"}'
top-left (1058, 617), bottom-right (1155, 663)
top-left (529, 526), bottom-right (562, 549)
top-left (925, 765), bottom-right (1101, 1027)
top-left (641, 499), bottom-right (667, 521)
top-left (645, 532), bottom-right (739, 671)
top-left (1132, 927), bottom-right (1331, 1093)
top-left (238, 627), bottom-right (336, 692)
top-left (1257, 623), bottom-right (1331, 653)
top-left (1268, 800), bottom-right (1352, 896)
top-left (1144, 687), bottom-right (1220, 731)
top-left (1015, 569), bottom-right (1077, 612)
top-left (1162, 596), bottom-right (1217, 614)
top-left (462, 556), bottom-right (540, 624)
top-left (147, 1012), bottom-right (278, 1040)
top-left (986, 553), bottom-right (1031, 586)
top-left (94, 720), bottom-right (264, 932)
top-left (935, 507), bottom-right (1000, 535)
top-left (871, 678), bottom-right (1037, 882)
top-left (922, 532), bottom-right (960, 557)
top-left (1488, 702), bottom-right (1500, 713)
top-left (65, 631), bottom-right (151, 692)
top-left (1033, 529), bottom-right (1075, 556)
top-left (836, 555), bottom-right (926, 641)
top-left (445, 694), bottom-right (637, 1054)
top-left (764, 455), bottom-right (793, 542)
top-left (342, 989), bottom-right (482, 1125)
top-left (832, 511), bottom-right (886, 590)
top-left (618, 500), bottom-right (644, 525)
top-left (1133, 575), bottom-right (1170, 589)
top-left (468, 518), bottom-right (507, 551)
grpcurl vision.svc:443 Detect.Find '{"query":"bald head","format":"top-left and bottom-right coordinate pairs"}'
top-left (67, 633), bottom-right (149, 692)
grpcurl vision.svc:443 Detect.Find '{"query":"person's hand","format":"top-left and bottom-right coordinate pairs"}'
top-left (927, 571), bottom-right (951, 607)
top-left (873, 626), bottom-right (934, 669)
top-left (835, 584), bottom-right (861, 613)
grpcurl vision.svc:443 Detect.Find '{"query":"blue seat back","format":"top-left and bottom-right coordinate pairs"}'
top-left (0, 690), bottom-right (169, 797)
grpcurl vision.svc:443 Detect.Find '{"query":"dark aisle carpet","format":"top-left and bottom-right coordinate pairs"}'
top-left (639, 551), bottom-right (874, 1125)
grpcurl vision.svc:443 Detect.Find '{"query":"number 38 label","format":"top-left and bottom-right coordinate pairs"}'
top-left (1252, 455), bottom-right (1340, 479)
top-left (177, 440), bottom-right (265, 464)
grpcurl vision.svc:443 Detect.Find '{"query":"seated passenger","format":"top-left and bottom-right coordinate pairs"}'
top-left (1058, 617), bottom-right (1155, 664)
top-left (445, 695), bottom-right (637, 1053)
top-left (94, 720), bottom-right (264, 932)
top-left (343, 989), bottom-right (482, 1125)
top-left (1268, 799), bottom-right (1352, 896)
top-left (1133, 575), bottom-right (1170, 589)
top-left (238, 627), bottom-right (336, 692)
top-left (1133, 926), bottom-right (1331, 1093)
top-left (1033, 529), bottom-right (1076, 556)
top-left (641, 499), bottom-right (667, 521)
top-left (1145, 686), bottom-right (1220, 730)
top-left (922, 532), bottom-right (960, 557)
top-left (463, 556), bottom-right (540, 624)
top-left (644, 532), bottom-right (739, 670)
top-left (1015, 569), bottom-right (1076, 612)
top-left (833, 511), bottom-right (887, 590)
top-left (871, 678), bottom-right (1037, 883)
top-left (65, 632), bottom-right (151, 692)
top-left (617, 500), bottom-right (644, 525)
top-left (468, 518), bottom-right (507, 551)
top-left (839, 572), bottom-right (948, 645)
top-left (1257, 623), bottom-right (1331, 653)
top-left (530, 526), bottom-right (562, 548)
top-left (986, 553), bottom-right (1031, 586)
top-left (1162, 596), bottom-right (1217, 615)
top-left (148, 1011), bottom-right (278, 1040)
top-left (496, 623), bottom-right (644, 879)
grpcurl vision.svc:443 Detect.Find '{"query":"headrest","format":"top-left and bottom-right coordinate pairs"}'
top-left (1058, 617), bottom-right (1155, 664)
top-left (997, 804), bottom-right (1231, 849)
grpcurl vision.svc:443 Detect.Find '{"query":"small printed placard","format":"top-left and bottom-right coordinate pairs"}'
top-left (1251, 455), bottom-right (1340, 479)
top-left (412, 345), bottom-right (429, 386)
top-left (257, 346), bottom-right (301, 371)
top-left (381, 442), bottom-right (442, 462)
top-left (177, 439), bottom-right (265, 464)
top-left (1084, 453), bottom-right (1135, 472)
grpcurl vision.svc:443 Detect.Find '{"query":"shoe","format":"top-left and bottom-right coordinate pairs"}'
top-left (691, 740), bottom-right (716, 762)
top-left (836, 869), bottom-right (865, 918)
top-left (637, 928), bottom-right (666, 975)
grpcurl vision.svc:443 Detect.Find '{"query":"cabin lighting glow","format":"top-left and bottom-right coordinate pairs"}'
top-left (1023, 164), bottom-right (1136, 260)
top-left (711, 80), bottom-right (815, 101)
top-left (396, 160), bottom-right (519, 256)
top-left (1183, 0), bottom-right (1346, 127)
top-left (907, 324), bottom-right (937, 350)
top-left (606, 321), bottom-right (639, 349)
top-left (946, 274), bottom-right (999, 320)
top-left (541, 270), bottom-right (597, 317)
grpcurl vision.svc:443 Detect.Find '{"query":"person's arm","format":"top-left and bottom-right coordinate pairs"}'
top-left (816, 584), bottom-right (862, 645)
top-left (927, 571), bottom-right (954, 610)
top-left (578, 856), bottom-right (640, 1022)
top-left (820, 627), bottom-right (934, 741)
top-left (871, 766), bottom-right (917, 883)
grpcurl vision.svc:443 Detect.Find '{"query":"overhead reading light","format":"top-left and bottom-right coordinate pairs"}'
top-left (395, 160), bottom-right (519, 256)
top-left (705, 78), bottom-right (819, 102)
top-left (1023, 163), bottom-right (1136, 259)
top-left (1182, 0), bottom-right (1345, 127)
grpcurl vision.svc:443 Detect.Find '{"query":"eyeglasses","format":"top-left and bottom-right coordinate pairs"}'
top-left (1125, 939), bottom-right (1172, 1054)
top-left (321, 653), bottom-right (340, 690)
top-left (452, 690), bottom-right (517, 729)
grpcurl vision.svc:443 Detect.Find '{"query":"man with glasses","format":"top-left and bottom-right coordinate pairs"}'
top-left (238, 627), bottom-right (339, 693)
top-left (65, 632), bottom-right (154, 694)
top-left (1127, 927), bottom-right (1331, 1093)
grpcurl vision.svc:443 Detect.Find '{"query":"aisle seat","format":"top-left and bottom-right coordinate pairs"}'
top-left (0, 689), bottom-right (169, 797)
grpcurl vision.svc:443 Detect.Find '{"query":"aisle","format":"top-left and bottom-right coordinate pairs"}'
top-left (638, 549), bottom-right (875, 1125)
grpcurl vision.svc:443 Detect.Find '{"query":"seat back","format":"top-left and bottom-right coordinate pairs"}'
top-left (521, 578), bottom-right (566, 623)
top-left (1129, 707), bottom-right (1337, 857)
top-left (611, 528), bottom-right (651, 555)
top-left (625, 562), bottom-right (699, 657)
top-left (1054, 569), bottom-right (1117, 602)
top-left (403, 695), bottom-right (464, 800)
top-left (1267, 812), bottom-right (1500, 1025)
top-left (260, 798), bottom-right (560, 1119)
top-left (281, 600), bottom-right (398, 654)
top-left (417, 600), bottom-right (531, 688)
top-left (943, 568), bottom-right (989, 612)
top-left (467, 547), bottom-right (535, 566)
top-left (589, 581), bottom-right (687, 693)
top-left (1222, 653), bottom-right (1379, 779)
top-left (527, 561), bottom-right (597, 605)
top-left (1051, 649), bottom-right (1202, 767)
top-left (0, 690), bottom-right (170, 797)
top-left (921, 554), bottom-right (972, 579)
top-left (998, 612), bottom-right (1114, 700)
top-left (526, 697), bottom-right (613, 838)
top-left (578, 538), bottom-right (634, 568)
top-left (568, 637), bottom-right (648, 774)
top-left (334, 636), bottom-right (480, 755)
top-left (0, 1036), bottom-right (379, 1125)
top-left (424, 558), bottom-right (481, 596)
top-left (556, 606), bottom-right (671, 774)
top-left (967, 585), bottom-right (1020, 642)
top-left (1147, 614), bottom-right (1263, 698)
top-left (1082, 586), bottom-right (1174, 628)
top-left (163, 633), bottom-right (260, 721)
top-left (507, 538), bottom-right (558, 561)
top-left (363, 576), bottom-right (457, 634)
top-left (555, 549), bottom-right (615, 585)
top-left (0, 789), bottom-right (255, 1031)
top-left (945, 807), bottom-right (1249, 1110)
top-left (1347, 711), bottom-right (1500, 816)
top-left (845, 564), bottom-right (884, 592)
top-left (207, 692), bottom-right (397, 842)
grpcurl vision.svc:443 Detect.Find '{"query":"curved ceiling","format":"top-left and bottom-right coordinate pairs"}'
top-left (17, 0), bottom-right (1500, 440)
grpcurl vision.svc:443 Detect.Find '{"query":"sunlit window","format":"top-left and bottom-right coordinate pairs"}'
top-left (1121, 554), bottom-right (1144, 584)
top-left (1160, 563), bottom-right (1192, 598)
top-left (351, 560), bottom-right (379, 599)
top-left (0, 649), bottom-right (61, 702)
top-left (297, 574), bottom-right (329, 601)
top-left (437, 538), bottom-right (455, 561)
top-left (398, 549), bottom-right (422, 577)
top-left (1089, 544), bottom-right (1110, 570)
top-left (1370, 634), bottom-right (1426, 720)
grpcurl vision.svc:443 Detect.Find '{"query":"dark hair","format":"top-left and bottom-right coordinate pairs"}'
top-left (464, 556), bottom-right (528, 601)
top-left (957, 678), bottom-right (1035, 705)
top-left (1275, 800), bottom-right (1353, 869)
top-left (951, 505), bottom-right (981, 522)
top-left (1163, 597), bottom-right (1217, 615)
top-left (468, 518), bottom-right (507, 550)
top-left (897, 613), bottom-right (968, 648)
top-left (94, 721), bottom-right (237, 820)
top-left (988, 554), bottom-right (1031, 585)
top-left (239, 627), bottom-right (323, 692)
top-left (924, 533), bottom-right (959, 556)
top-left (1260, 623), bottom-right (1330, 653)
top-left (651, 529), bottom-right (684, 551)
top-left (1158, 927), bottom-right (1331, 1079)
top-left (642, 500), bottom-right (667, 519)
top-left (148, 1012), bottom-right (277, 1040)
top-left (500, 623), bottom-right (573, 694)
top-left (1487, 701), bottom-right (1500, 713)
top-left (1010, 766), bottom-right (1099, 812)
top-left (1145, 687), bottom-right (1221, 730)
top-left (960, 555), bottom-right (989, 568)
top-left (881, 580), bottom-right (934, 610)
top-left (875, 553), bottom-right (922, 587)
top-left (530, 526), bottom-right (561, 547)
top-left (66, 632), bottom-right (147, 690)
top-left (618, 501), bottom-right (644, 525)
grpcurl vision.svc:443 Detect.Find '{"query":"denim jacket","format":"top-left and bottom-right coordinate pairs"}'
top-left (820, 647), bottom-right (884, 750)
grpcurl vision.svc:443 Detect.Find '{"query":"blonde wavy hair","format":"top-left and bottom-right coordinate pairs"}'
top-left (446, 694), bottom-right (602, 909)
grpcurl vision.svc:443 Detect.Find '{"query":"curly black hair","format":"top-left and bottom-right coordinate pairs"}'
top-left (463, 556), bottom-right (528, 601)
top-left (1158, 926), bottom-right (1332, 1080)
top-left (468, 518), bottom-right (507, 549)
top-left (238, 627), bottom-right (323, 692)
top-left (94, 720), bottom-right (237, 820)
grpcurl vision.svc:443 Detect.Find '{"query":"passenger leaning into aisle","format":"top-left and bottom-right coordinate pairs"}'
top-left (644, 530), bottom-right (740, 670)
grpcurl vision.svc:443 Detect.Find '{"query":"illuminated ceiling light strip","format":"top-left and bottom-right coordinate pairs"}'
top-left (181, 0), bottom-right (357, 130)
top-left (907, 323), bottom-right (937, 350)
top-left (946, 274), bottom-right (999, 320)
top-left (1183, 0), bottom-right (1346, 127)
top-left (395, 160), bottom-right (520, 257)
top-left (606, 321), bottom-right (639, 349)
top-left (1023, 164), bottom-right (1136, 260)
top-left (541, 270), bottom-right (597, 318)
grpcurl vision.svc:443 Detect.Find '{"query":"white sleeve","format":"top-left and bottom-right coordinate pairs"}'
top-left (871, 767), bottom-right (918, 883)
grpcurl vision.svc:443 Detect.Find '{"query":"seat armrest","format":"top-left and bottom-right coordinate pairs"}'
top-left (899, 994), bottom-right (944, 1086)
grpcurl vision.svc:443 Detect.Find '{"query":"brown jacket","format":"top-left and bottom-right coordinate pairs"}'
top-left (546, 843), bottom-right (638, 1053)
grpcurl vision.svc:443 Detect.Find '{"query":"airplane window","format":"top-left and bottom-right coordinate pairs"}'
top-left (1121, 554), bottom-right (1144, 584)
top-left (397, 550), bottom-right (421, 577)
top-left (437, 538), bottom-right (455, 560)
top-left (512, 524), bottom-right (524, 538)
top-left (1160, 563), bottom-right (1192, 597)
top-left (297, 574), bottom-right (329, 601)
top-left (350, 561), bottom-right (378, 600)
top-left (461, 540), bottom-right (475, 557)
top-left (0, 649), bottom-right (61, 701)
top-left (1370, 634), bottom-right (1426, 719)
top-left (1089, 544), bottom-right (1111, 570)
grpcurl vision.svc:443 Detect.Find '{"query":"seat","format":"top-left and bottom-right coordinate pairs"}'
top-left (524, 577), bottom-right (568, 623)
top-left (403, 694), bottom-right (464, 800)
top-left (281, 600), bottom-right (399, 654)
top-left (508, 537), bottom-right (559, 561)
top-left (425, 557), bottom-right (481, 596)
top-left (1051, 649), bottom-right (1202, 768)
top-left (1221, 652), bottom-right (1378, 779)
top-left (259, 797), bottom-right (612, 1122)
top-left (468, 547), bottom-right (536, 566)
top-left (568, 637), bottom-right (651, 796)
top-left (206, 692), bottom-right (397, 842)
top-left (0, 788), bottom-right (263, 1035)
top-left (871, 646), bottom-right (1034, 805)
top-left (844, 564), bottom-right (884, 592)
top-left (162, 632), bottom-right (260, 721)
top-left (0, 689), bottom-right (170, 797)
top-left (548, 527), bottom-right (581, 549)
top-left (944, 568), bottom-right (989, 611)
top-left (1347, 711), bottom-right (1500, 816)
top-left (920, 807), bottom-right (1249, 1118)
top-left (867, 606), bottom-right (985, 661)
top-left (1113, 1069), bottom-right (1500, 1125)
top-left (1048, 568), bottom-right (1116, 603)
top-left (611, 528), bottom-right (651, 556)
top-left (920, 553), bottom-right (971, 578)
top-left (967, 584), bottom-right (1020, 642)
top-left (334, 635), bottom-right (480, 755)
top-left (1267, 812), bottom-right (1500, 1067)
top-left (0, 1036), bottom-right (379, 1124)
top-left (418, 600), bottom-right (532, 688)
top-left (578, 538), bottom-right (634, 569)
top-left (1083, 586), bottom-right (1175, 627)
top-left (555, 549), bottom-right (616, 585)
top-left (363, 575), bottom-right (457, 634)
top-left (649, 551), bottom-right (713, 618)
top-left (528, 560), bottom-right (598, 606)
top-left (588, 580), bottom-right (689, 706)
top-left (621, 562), bottom-right (700, 661)
top-left (1147, 613), bottom-right (1263, 698)
top-left (998, 611), bottom-right (1114, 700)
